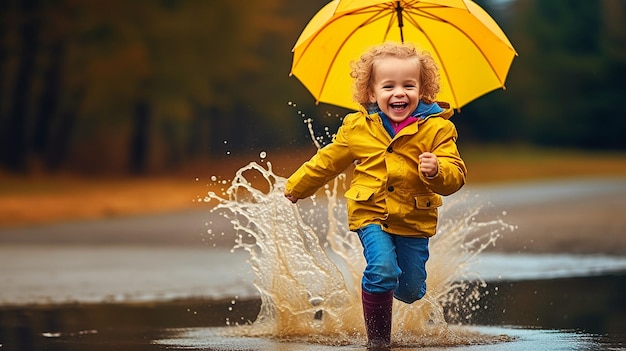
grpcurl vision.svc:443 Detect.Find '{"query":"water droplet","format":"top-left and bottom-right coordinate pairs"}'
top-left (259, 151), bottom-right (267, 159)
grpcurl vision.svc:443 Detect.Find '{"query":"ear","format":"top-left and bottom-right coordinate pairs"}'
top-left (368, 90), bottom-right (376, 103)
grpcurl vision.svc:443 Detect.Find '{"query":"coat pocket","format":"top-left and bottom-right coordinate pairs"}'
top-left (414, 194), bottom-right (443, 209)
top-left (344, 185), bottom-right (375, 201)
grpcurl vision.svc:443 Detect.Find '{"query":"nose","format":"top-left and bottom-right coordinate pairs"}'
top-left (393, 87), bottom-right (406, 96)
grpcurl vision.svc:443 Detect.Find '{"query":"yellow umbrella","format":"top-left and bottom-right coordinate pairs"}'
top-left (291, 0), bottom-right (517, 110)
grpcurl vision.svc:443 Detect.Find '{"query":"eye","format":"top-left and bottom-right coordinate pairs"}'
top-left (383, 85), bottom-right (393, 89)
top-left (404, 84), bottom-right (416, 89)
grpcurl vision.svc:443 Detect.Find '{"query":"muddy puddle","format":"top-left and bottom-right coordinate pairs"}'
top-left (1, 273), bottom-right (624, 350)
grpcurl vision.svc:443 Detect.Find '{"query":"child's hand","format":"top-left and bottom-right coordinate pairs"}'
top-left (285, 193), bottom-right (299, 203)
top-left (418, 152), bottom-right (438, 178)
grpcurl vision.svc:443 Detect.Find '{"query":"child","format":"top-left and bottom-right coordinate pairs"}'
top-left (285, 42), bottom-right (467, 348)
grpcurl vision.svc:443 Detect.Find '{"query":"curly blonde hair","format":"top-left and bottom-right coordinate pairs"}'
top-left (350, 42), bottom-right (440, 106)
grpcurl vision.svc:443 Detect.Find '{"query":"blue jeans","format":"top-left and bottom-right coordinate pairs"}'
top-left (356, 224), bottom-right (429, 304)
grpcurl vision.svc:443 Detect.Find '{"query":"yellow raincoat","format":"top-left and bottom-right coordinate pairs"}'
top-left (286, 102), bottom-right (467, 238)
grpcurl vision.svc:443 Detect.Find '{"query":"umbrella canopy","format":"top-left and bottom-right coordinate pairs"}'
top-left (291, 0), bottom-right (517, 110)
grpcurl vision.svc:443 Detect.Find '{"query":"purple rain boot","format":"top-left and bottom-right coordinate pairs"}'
top-left (362, 290), bottom-right (394, 350)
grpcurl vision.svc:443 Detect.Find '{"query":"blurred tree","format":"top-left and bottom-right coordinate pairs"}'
top-left (597, 0), bottom-right (626, 148)
top-left (0, 1), bottom-right (8, 154)
top-left (63, 0), bottom-right (324, 173)
top-left (0, 0), bottom-right (42, 172)
top-left (19, 1), bottom-right (626, 174)
top-left (520, 1), bottom-right (603, 147)
top-left (0, 0), bottom-right (328, 174)
top-left (454, 0), bottom-right (525, 144)
top-left (32, 0), bottom-right (73, 171)
top-left (459, 0), bottom-right (626, 150)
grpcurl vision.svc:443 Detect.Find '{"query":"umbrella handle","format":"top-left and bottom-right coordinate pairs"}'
top-left (395, 1), bottom-right (405, 43)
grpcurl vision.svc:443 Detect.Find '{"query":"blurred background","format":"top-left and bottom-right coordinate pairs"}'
top-left (1, 2), bottom-right (625, 348)
top-left (1, 0), bottom-right (626, 227)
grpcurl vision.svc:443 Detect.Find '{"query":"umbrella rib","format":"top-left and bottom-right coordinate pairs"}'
top-left (383, 7), bottom-right (398, 42)
top-left (403, 8), bottom-right (511, 107)
top-left (409, 8), bottom-right (511, 86)
top-left (290, 7), bottom-right (384, 75)
top-left (401, 10), bottom-right (460, 107)
top-left (314, 6), bottom-right (391, 104)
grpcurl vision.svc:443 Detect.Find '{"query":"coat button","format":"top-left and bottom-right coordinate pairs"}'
top-left (387, 186), bottom-right (394, 192)
top-left (386, 146), bottom-right (393, 153)
top-left (426, 200), bottom-right (431, 207)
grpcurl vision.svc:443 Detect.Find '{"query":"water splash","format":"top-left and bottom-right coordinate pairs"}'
top-left (204, 160), bottom-right (515, 347)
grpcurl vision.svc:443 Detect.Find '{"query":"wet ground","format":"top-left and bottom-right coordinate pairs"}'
top-left (1, 177), bottom-right (625, 350)
top-left (1, 273), bottom-right (625, 350)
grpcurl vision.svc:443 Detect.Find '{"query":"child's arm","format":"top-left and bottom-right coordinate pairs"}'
top-left (284, 122), bottom-right (355, 202)
top-left (419, 121), bottom-right (467, 196)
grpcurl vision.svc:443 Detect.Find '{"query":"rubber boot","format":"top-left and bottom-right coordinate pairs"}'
top-left (362, 290), bottom-right (393, 349)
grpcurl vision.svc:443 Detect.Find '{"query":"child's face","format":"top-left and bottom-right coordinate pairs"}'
top-left (368, 57), bottom-right (421, 123)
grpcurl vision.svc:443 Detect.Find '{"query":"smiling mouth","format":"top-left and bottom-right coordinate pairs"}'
top-left (390, 102), bottom-right (408, 111)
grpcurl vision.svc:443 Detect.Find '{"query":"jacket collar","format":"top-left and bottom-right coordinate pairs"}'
top-left (366, 100), bottom-right (445, 118)
top-left (366, 101), bottom-right (446, 138)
